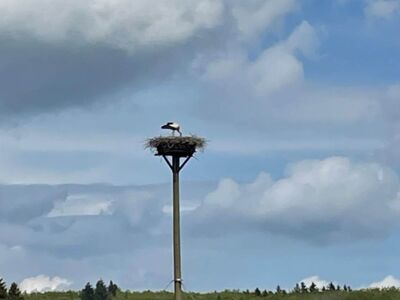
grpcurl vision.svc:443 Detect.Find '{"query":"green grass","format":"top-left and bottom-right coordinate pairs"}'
top-left (23, 288), bottom-right (400, 300)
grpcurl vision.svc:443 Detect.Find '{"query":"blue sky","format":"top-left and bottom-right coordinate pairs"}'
top-left (0, 0), bottom-right (400, 293)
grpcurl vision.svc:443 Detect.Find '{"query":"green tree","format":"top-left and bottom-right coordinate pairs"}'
top-left (8, 283), bottom-right (23, 300)
top-left (348, 286), bottom-right (352, 292)
top-left (81, 283), bottom-right (94, 300)
top-left (261, 290), bottom-right (268, 297)
top-left (94, 280), bottom-right (108, 300)
top-left (254, 288), bottom-right (261, 296)
top-left (309, 282), bottom-right (317, 293)
top-left (293, 283), bottom-right (300, 293)
top-left (300, 282), bottom-right (307, 293)
top-left (276, 286), bottom-right (281, 294)
top-left (107, 281), bottom-right (118, 297)
top-left (0, 278), bottom-right (7, 300)
top-left (328, 282), bottom-right (336, 291)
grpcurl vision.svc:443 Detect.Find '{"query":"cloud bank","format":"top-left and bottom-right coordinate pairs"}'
top-left (298, 276), bottom-right (331, 289)
top-left (20, 275), bottom-right (72, 293)
top-left (368, 275), bottom-right (400, 289)
top-left (0, 157), bottom-right (399, 289)
top-left (0, 0), bottom-right (223, 52)
top-left (0, 0), bottom-right (301, 118)
top-left (192, 157), bottom-right (400, 243)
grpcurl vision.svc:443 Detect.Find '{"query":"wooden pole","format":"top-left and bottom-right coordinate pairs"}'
top-left (172, 156), bottom-right (182, 300)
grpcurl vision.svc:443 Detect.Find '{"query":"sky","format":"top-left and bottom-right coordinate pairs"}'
top-left (0, 0), bottom-right (400, 293)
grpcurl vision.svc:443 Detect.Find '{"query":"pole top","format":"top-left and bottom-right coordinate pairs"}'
top-left (145, 135), bottom-right (206, 157)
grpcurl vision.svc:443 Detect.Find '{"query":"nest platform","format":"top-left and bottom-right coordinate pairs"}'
top-left (146, 135), bottom-right (206, 157)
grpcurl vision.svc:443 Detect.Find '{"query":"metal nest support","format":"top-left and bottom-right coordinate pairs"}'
top-left (145, 135), bottom-right (206, 157)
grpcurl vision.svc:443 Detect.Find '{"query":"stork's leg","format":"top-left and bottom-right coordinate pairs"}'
top-left (172, 130), bottom-right (175, 136)
top-left (178, 130), bottom-right (182, 137)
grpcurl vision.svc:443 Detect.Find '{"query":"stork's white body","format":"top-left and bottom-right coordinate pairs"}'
top-left (161, 122), bottom-right (182, 136)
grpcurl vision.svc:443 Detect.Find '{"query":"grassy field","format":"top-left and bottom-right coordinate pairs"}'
top-left (24, 289), bottom-right (400, 300)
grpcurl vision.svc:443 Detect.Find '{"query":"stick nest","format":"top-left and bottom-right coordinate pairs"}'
top-left (145, 135), bottom-right (206, 156)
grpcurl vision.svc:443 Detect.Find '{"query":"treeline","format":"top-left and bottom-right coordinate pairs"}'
top-left (244, 281), bottom-right (353, 297)
top-left (0, 278), bottom-right (24, 300)
top-left (80, 280), bottom-right (119, 300)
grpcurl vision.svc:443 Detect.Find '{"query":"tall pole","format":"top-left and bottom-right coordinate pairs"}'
top-left (172, 156), bottom-right (182, 300)
top-left (148, 132), bottom-right (204, 300)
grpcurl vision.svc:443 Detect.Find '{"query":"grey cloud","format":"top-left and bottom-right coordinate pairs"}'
top-left (188, 157), bottom-right (400, 244)
top-left (0, 181), bottom-right (214, 289)
top-left (0, 37), bottom-right (200, 118)
top-left (0, 182), bottom-right (213, 258)
top-left (0, 0), bottom-right (225, 118)
top-left (0, 0), bottom-right (302, 119)
top-left (0, 0), bottom-right (224, 52)
top-left (0, 159), bottom-right (399, 289)
top-left (376, 135), bottom-right (400, 169)
top-left (0, 185), bottom-right (65, 222)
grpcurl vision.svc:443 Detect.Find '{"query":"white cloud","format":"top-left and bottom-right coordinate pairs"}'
top-left (0, 0), bottom-right (302, 52)
top-left (248, 21), bottom-right (318, 94)
top-left (365, 0), bottom-right (400, 19)
top-left (0, 0), bottom-right (224, 52)
top-left (297, 275), bottom-right (400, 291)
top-left (232, 0), bottom-right (298, 39)
top-left (368, 275), bottom-right (400, 288)
top-left (47, 194), bottom-right (113, 217)
top-left (162, 204), bottom-right (198, 215)
top-left (299, 276), bottom-right (331, 289)
top-left (248, 45), bottom-right (304, 94)
top-left (285, 21), bottom-right (320, 59)
top-left (193, 157), bottom-right (400, 243)
top-left (20, 275), bottom-right (72, 293)
top-left (200, 21), bottom-right (318, 95)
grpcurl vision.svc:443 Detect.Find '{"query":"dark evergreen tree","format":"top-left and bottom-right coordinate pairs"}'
top-left (0, 278), bottom-right (7, 299)
top-left (94, 280), bottom-right (108, 300)
top-left (300, 282), bottom-right (307, 293)
top-left (8, 283), bottom-right (23, 300)
top-left (107, 281), bottom-right (118, 297)
top-left (293, 283), bottom-right (301, 293)
top-left (348, 286), bottom-right (352, 292)
top-left (81, 283), bottom-right (94, 300)
top-left (343, 285), bottom-right (348, 292)
top-left (309, 282), bottom-right (317, 293)
top-left (254, 288), bottom-right (261, 296)
top-left (328, 282), bottom-right (336, 291)
top-left (261, 290), bottom-right (268, 297)
top-left (322, 286), bottom-right (326, 292)
top-left (336, 285), bottom-right (341, 291)
top-left (276, 286), bottom-right (281, 294)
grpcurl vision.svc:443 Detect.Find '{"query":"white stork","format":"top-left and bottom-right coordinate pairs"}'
top-left (161, 122), bottom-right (182, 136)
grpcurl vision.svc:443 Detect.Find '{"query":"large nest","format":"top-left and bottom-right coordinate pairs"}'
top-left (145, 135), bottom-right (206, 157)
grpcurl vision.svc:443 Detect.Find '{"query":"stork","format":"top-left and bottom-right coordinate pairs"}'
top-left (161, 122), bottom-right (182, 136)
